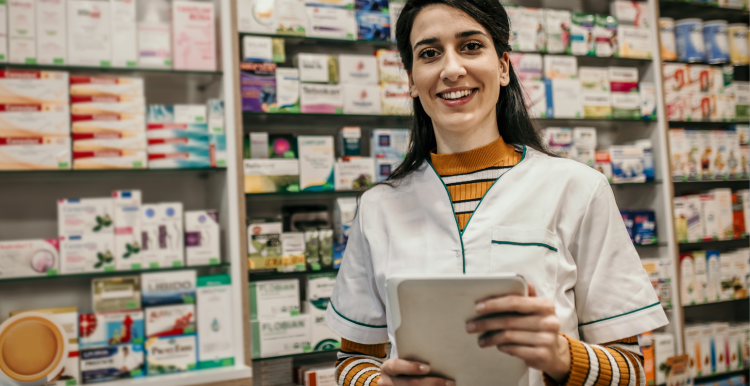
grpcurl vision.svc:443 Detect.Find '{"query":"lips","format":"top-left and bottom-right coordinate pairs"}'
top-left (438, 88), bottom-right (477, 100)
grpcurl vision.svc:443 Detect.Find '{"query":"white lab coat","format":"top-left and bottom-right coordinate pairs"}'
top-left (325, 145), bottom-right (668, 384)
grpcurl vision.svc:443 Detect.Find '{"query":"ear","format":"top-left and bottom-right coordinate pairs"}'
top-left (407, 70), bottom-right (419, 98)
top-left (499, 52), bottom-right (510, 87)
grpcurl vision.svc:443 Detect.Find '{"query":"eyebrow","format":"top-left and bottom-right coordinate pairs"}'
top-left (412, 30), bottom-right (488, 50)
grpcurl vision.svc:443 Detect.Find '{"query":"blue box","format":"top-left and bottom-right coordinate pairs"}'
top-left (633, 210), bottom-right (657, 245)
top-left (355, 0), bottom-right (388, 11)
top-left (356, 11), bottom-right (391, 41)
top-left (79, 311), bottom-right (146, 348)
top-left (81, 345), bottom-right (144, 384)
top-left (620, 210), bottom-right (634, 240)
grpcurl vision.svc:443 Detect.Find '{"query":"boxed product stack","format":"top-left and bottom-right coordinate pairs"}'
top-left (341, 54), bottom-right (381, 115)
top-left (684, 323), bottom-right (750, 377)
top-left (58, 196), bottom-right (116, 273)
top-left (507, 5), bottom-right (545, 52)
top-left (70, 76), bottom-right (147, 169)
top-left (297, 365), bottom-right (337, 386)
top-left (296, 53), bottom-right (344, 114)
top-left (306, 0), bottom-right (356, 40)
top-left (673, 188), bottom-right (748, 243)
top-left (335, 127), bottom-right (375, 191)
top-left (579, 66), bottom-right (612, 118)
top-left (641, 257), bottom-right (673, 307)
top-left (664, 64), bottom-right (739, 122)
top-left (172, 1), bottom-right (217, 71)
top-left (142, 270), bottom-right (199, 375)
top-left (250, 279), bottom-right (313, 358)
top-left (609, 66), bottom-right (640, 119)
top-left (377, 49), bottom-right (411, 115)
top-left (610, 0), bottom-right (652, 59)
top-left (371, 128), bottom-right (409, 182)
top-left (542, 9), bottom-right (571, 54)
top-left (0, 70), bottom-right (70, 170)
top-left (621, 210), bottom-right (658, 246)
top-left (305, 272), bottom-right (341, 351)
top-left (254, 358), bottom-right (294, 386)
top-left (0, 238), bottom-right (60, 278)
top-left (113, 190), bottom-right (144, 270)
top-left (680, 247), bottom-right (750, 305)
top-left (356, 0), bottom-right (391, 41)
top-left (668, 128), bottom-right (747, 182)
top-left (543, 56), bottom-right (582, 118)
top-left (298, 135), bottom-right (336, 191)
top-left (146, 104), bottom-right (211, 168)
top-left (140, 202), bottom-right (185, 268)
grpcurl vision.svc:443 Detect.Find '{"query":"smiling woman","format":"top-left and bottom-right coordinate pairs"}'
top-left (324, 1), bottom-right (669, 386)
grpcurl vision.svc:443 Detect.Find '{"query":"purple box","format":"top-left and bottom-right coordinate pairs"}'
top-left (240, 62), bottom-right (277, 112)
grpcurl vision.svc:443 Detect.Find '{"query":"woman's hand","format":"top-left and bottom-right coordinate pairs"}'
top-left (379, 359), bottom-right (455, 386)
top-left (465, 284), bottom-right (571, 382)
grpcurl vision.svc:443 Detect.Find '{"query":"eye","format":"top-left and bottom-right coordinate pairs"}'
top-left (463, 42), bottom-right (483, 51)
top-left (419, 49), bottom-right (440, 59)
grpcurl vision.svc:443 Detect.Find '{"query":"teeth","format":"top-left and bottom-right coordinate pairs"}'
top-left (441, 89), bottom-right (473, 100)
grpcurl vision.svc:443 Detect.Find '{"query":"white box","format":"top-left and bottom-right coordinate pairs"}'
top-left (275, 0), bottom-right (306, 36)
top-left (720, 251), bottom-right (736, 301)
top-left (640, 82), bottom-right (656, 119)
top-left (545, 78), bottom-right (583, 118)
top-left (141, 270), bottom-right (196, 308)
top-left (511, 53), bottom-right (543, 81)
top-left (698, 325), bottom-right (715, 376)
top-left (0, 2), bottom-right (8, 62)
top-left (305, 300), bottom-right (339, 351)
top-left (543, 55), bottom-right (578, 79)
top-left (522, 80), bottom-right (546, 118)
top-left (0, 238), bottom-right (59, 278)
top-left (57, 197), bottom-right (114, 237)
top-left (251, 314), bottom-right (311, 358)
top-left (243, 35), bottom-right (272, 62)
top-left (208, 99), bottom-right (224, 134)
top-left (136, 0), bottom-right (172, 68)
top-left (69, 76), bottom-right (144, 97)
top-left (711, 188), bottom-right (733, 240)
top-left (303, 367), bottom-right (337, 386)
top-left (706, 251), bottom-right (722, 302)
top-left (8, 0), bottom-right (35, 64)
top-left (67, 0), bottom-right (112, 67)
top-left (196, 274), bottom-right (234, 368)
top-left (184, 210), bottom-right (220, 266)
top-left (172, 1), bottom-right (216, 71)
top-left (684, 326), bottom-right (702, 378)
top-left (343, 84), bottom-right (382, 115)
top-left (276, 68), bottom-right (300, 112)
top-left (611, 0), bottom-right (650, 28)
top-left (338, 54), bottom-right (378, 85)
top-left (694, 251), bottom-right (709, 303)
top-left (686, 130), bottom-right (703, 181)
top-left (36, 0), bottom-right (67, 65)
top-left (237, 0), bottom-right (276, 34)
top-left (610, 145), bottom-right (646, 183)
top-left (111, 0), bottom-right (138, 68)
top-left (307, 272), bottom-right (336, 301)
top-left (298, 135), bottom-right (335, 191)
top-left (145, 304), bottom-right (196, 337)
top-left (250, 132), bottom-right (268, 159)
top-left (73, 152), bottom-right (147, 170)
top-left (653, 333), bottom-right (675, 385)
top-left (700, 193), bottom-right (721, 240)
top-left (297, 53), bottom-right (330, 83)
top-left (145, 335), bottom-right (197, 375)
top-left (680, 252), bottom-right (697, 306)
top-left (305, 5), bottom-right (356, 40)
top-left (728, 326), bottom-right (743, 370)
top-left (617, 26), bottom-right (652, 59)
top-left (140, 202), bottom-right (184, 269)
top-left (334, 157), bottom-right (375, 190)
top-left (380, 83), bottom-right (412, 116)
top-left (60, 234), bottom-right (115, 273)
top-left (713, 323), bottom-right (730, 373)
top-left (543, 9), bottom-right (571, 54)
top-left (80, 344), bottom-right (144, 381)
top-left (686, 195), bottom-right (703, 242)
top-left (0, 70), bottom-right (68, 103)
top-left (712, 131), bottom-right (729, 180)
top-left (579, 67), bottom-right (610, 93)
top-left (300, 84), bottom-right (343, 114)
top-left (0, 138), bottom-right (71, 170)
top-left (249, 279), bottom-right (300, 319)
top-left (140, 203), bottom-right (160, 265)
top-left (113, 190), bottom-right (142, 270)
top-left (670, 129), bottom-right (688, 181)
top-left (376, 49), bottom-right (407, 84)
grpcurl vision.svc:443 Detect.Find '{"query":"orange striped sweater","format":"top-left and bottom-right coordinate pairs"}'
top-left (335, 137), bottom-right (646, 386)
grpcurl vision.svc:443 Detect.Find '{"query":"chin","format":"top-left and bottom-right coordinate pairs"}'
top-left (434, 111), bottom-right (481, 130)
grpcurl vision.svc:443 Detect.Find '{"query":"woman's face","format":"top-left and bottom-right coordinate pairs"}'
top-left (407, 4), bottom-right (510, 134)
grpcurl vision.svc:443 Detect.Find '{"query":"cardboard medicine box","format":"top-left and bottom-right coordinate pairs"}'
top-left (141, 270), bottom-right (197, 307)
top-left (145, 304), bottom-right (196, 337)
top-left (196, 274), bottom-right (235, 369)
top-left (80, 344), bottom-right (144, 383)
top-left (184, 210), bottom-right (221, 266)
top-left (249, 278), bottom-right (300, 319)
top-left (92, 275), bottom-right (141, 312)
top-left (60, 234), bottom-right (115, 273)
top-left (251, 314), bottom-right (312, 359)
top-left (145, 334), bottom-right (198, 374)
top-left (79, 310), bottom-right (145, 348)
top-left (0, 238), bottom-right (59, 278)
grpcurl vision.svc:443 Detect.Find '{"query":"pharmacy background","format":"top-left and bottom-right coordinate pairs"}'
top-left (0, 0), bottom-right (749, 385)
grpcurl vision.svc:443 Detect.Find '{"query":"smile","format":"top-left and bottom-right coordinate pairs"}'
top-left (438, 88), bottom-right (478, 101)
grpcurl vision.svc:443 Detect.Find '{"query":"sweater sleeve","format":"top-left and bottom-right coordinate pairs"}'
top-left (544, 336), bottom-right (645, 386)
top-left (335, 338), bottom-right (387, 386)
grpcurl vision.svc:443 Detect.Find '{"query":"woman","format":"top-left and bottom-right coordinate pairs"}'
top-left (325, 1), bottom-right (668, 385)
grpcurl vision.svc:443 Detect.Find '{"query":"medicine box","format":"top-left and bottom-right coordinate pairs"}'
top-left (653, 333), bottom-right (675, 385)
top-left (305, 300), bottom-right (340, 351)
top-left (570, 13), bottom-right (595, 56)
top-left (172, 1), bottom-right (216, 71)
top-left (0, 2), bottom-right (8, 62)
top-left (694, 251), bottom-right (709, 303)
top-left (249, 279), bottom-right (300, 319)
top-left (184, 210), bottom-right (221, 266)
top-left (609, 67), bottom-right (639, 92)
top-left (337, 126), bottom-right (362, 157)
top-left (136, 0), bottom-right (171, 68)
top-left (280, 232), bottom-right (306, 273)
top-left (274, 68), bottom-right (300, 113)
top-left (141, 270), bottom-right (197, 307)
top-left (60, 234), bottom-right (115, 273)
top-left (145, 334), bottom-right (198, 374)
top-left (67, 0), bottom-right (112, 67)
top-left (544, 78), bottom-right (583, 118)
top-left (69, 76), bottom-right (143, 97)
top-left (334, 197), bottom-right (357, 244)
top-left (244, 159), bottom-right (301, 194)
top-left (618, 26), bottom-right (652, 59)
top-left (274, 0), bottom-right (306, 36)
top-left (680, 254), bottom-right (697, 305)
top-left (196, 274), bottom-right (235, 369)
top-left (303, 367), bottom-right (337, 386)
top-left (371, 128), bottom-right (409, 159)
top-left (8, 0), bottom-right (36, 64)
top-left (0, 70), bottom-right (69, 104)
top-left (710, 188), bottom-right (733, 240)
top-left (610, 146), bottom-right (646, 183)
top-left (113, 190), bottom-right (143, 270)
top-left (296, 53), bottom-right (332, 83)
top-left (543, 9), bottom-right (571, 54)
top-left (305, 5), bottom-right (356, 40)
top-left (335, 157), bottom-right (375, 191)
top-left (79, 310), bottom-right (145, 348)
top-left (145, 304), bottom-right (196, 337)
top-left (298, 135), bottom-right (335, 191)
top-left (307, 272), bottom-right (337, 301)
top-left (111, 0), bottom-right (138, 68)
top-left (251, 314), bottom-right (312, 358)
top-left (344, 84), bottom-right (382, 115)
top-left (240, 62), bottom-right (277, 113)
top-left (0, 238), bottom-right (59, 278)
top-left (640, 82), bottom-right (657, 119)
top-left (300, 84), bottom-right (343, 114)
top-left (376, 49), bottom-right (407, 83)
top-left (380, 83), bottom-right (411, 116)
top-left (706, 250), bottom-right (722, 302)
top-left (509, 53), bottom-right (543, 81)
top-left (522, 80), bottom-right (547, 118)
top-left (543, 55), bottom-right (578, 79)
top-left (237, 0), bottom-right (275, 34)
top-left (92, 275), bottom-right (141, 312)
top-left (58, 198), bottom-right (114, 237)
top-left (80, 344), bottom-right (144, 383)
top-left (36, 0), bottom-right (66, 65)
top-left (356, 10), bottom-right (390, 41)
top-left (140, 202), bottom-right (185, 268)
top-left (338, 54), bottom-right (378, 85)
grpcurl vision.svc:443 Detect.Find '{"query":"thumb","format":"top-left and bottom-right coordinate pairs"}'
top-left (528, 283), bottom-right (537, 297)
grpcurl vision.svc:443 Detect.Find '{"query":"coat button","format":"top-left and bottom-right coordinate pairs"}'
top-left (455, 251), bottom-right (461, 258)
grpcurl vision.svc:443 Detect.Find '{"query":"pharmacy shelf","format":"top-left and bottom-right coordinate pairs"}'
top-left (610, 180), bottom-right (663, 186)
top-left (243, 112), bottom-right (657, 123)
top-left (0, 167), bottom-right (227, 184)
top-left (101, 365), bottom-right (253, 386)
top-left (1, 63), bottom-right (223, 76)
top-left (667, 121), bottom-right (748, 126)
top-left (246, 190), bottom-right (361, 201)
top-left (249, 267), bottom-right (338, 280)
top-left (677, 237), bottom-right (750, 250)
top-left (0, 263), bottom-right (231, 284)
top-left (659, 0), bottom-right (750, 23)
top-left (252, 349), bottom-right (339, 362)
top-left (694, 368), bottom-right (750, 383)
top-left (663, 60), bottom-right (750, 68)
top-left (240, 32), bottom-right (394, 47)
top-left (682, 297), bottom-right (749, 309)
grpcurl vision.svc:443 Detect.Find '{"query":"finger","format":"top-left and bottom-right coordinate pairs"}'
top-left (497, 344), bottom-right (555, 369)
top-left (528, 283), bottom-right (537, 297)
top-left (478, 330), bottom-right (558, 348)
top-left (392, 377), bottom-right (455, 386)
top-left (467, 314), bottom-right (560, 334)
top-left (381, 359), bottom-right (431, 377)
top-left (476, 295), bottom-right (555, 315)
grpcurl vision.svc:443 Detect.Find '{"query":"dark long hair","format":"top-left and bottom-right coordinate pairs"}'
top-left (386, 0), bottom-right (555, 183)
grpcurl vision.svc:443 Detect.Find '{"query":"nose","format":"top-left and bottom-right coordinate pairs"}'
top-left (439, 48), bottom-right (467, 82)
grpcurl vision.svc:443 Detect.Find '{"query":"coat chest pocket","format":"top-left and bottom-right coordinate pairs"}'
top-left (490, 226), bottom-right (559, 297)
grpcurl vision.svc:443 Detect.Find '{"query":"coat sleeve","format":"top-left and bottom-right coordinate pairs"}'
top-left (569, 176), bottom-right (668, 344)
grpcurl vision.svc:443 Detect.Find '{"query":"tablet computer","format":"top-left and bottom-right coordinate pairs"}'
top-left (386, 274), bottom-right (530, 386)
